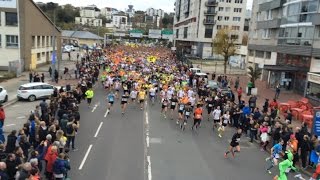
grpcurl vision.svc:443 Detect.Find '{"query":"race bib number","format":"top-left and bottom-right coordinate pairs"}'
top-left (171, 102), bottom-right (176, 106)
top-left (186, 111), bottom-right (190, 116)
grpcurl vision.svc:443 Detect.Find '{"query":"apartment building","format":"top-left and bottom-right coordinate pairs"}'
top-left (0, 0), bottom-right (61, 71)
top-left (101, 7), bottom-right (113, 20)
top-left (75, 5), bottom-right (103, 27)
top-left (248, 0), bottom-right (320, 102)
top-left (173, 0), bottom-right (247, 58)
top-left (146, 8), bottom-right (165, 18)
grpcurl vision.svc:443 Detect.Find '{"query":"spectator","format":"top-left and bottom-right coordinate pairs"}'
top-left (0, 162), bottom-right (8, 180)
top-left (15, 162), bottom-right (32, 180)
top-left (45, 145), bottom-right (58, 179)
top-left (0, 104), bottom-right (5, 129)
top-left (5, 153), bottom-right (18, 179)
top-left (5, 130), bottom-right (17, 153)
top-left (53, 153), bottom-right (71, 180)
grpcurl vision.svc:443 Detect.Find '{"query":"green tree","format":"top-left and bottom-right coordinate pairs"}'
top-left (247, 66), bottom-right (262, 88)
top-left (212, 29), bottom-right (237, 75)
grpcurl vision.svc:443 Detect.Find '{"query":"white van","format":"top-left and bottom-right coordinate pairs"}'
top-left (195, 73), bottom-right (208, 84)
top-left (17, 82), bottom-right (56, 101)
top-left (189, 68), bottom-right (202, 74)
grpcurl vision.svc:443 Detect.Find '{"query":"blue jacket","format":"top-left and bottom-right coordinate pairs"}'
top-left (242, 106), bottom-right (251, 116)
top-left (53, 158), bottom-right (70, 175)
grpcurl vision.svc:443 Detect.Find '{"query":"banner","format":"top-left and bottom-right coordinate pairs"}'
top-left (313, 109), bottom-right (320, 137)
top-left (148, 29), bottom-right (161, 39)
top-left (0, 0), bottom-right (16, 8)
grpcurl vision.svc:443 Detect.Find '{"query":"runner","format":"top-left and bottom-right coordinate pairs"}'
top-left (149, 86), bottom-right (156, 105)
top-left (218, 111), bottom-right (230, 138)
top-left (130, 89), bottom-right (138, 103)
top-left (161, 97), bottom-right (169, 119)
top-left (170, 94), bottom-right (178, 120)
top-left (138, 89), bottom-right (146, 110)
top-left (266, 139), bottom-right (284, 174)
top-left (182, 102), bottom-right (192, 131)
top-left (120, 92), bottom-right (129, 114)
top-left (224, 128), bottom-right (242, 158)
top-left (212, 106), bottom-right (222, 131)
top-left (205, 96), bottom-right (214, 121)
top-left (107, 91), bottom-right (115, 113)
top-left (192, 104), bottom-right (203, 131)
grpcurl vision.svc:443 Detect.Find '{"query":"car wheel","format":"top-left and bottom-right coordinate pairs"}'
top-left (28, 95), bottom-right (36, 102)
top-left (4, 95), bottom-right (8, 103)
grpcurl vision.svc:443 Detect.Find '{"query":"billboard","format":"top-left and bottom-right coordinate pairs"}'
top-left (148, 29), bottom-right (161, 39)
top-left (0, 0), bottom-right (16, 8)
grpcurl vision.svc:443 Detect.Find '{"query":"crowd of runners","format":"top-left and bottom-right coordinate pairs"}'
top-left (0, 43), bottom-right (318, 179)
top-left (99, 44), bottom-right (320, 180)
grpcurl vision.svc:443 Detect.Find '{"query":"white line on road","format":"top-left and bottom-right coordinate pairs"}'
top-left (91, 102), bottom-right (100, 112)
top-left (145, 112), bottom-right (149, 125)
top-left (146, 135), bottom-right (150, 148)
top-left (16, 116), bottom-right (26, 119)
top-left (147, 156), bottom-right (152, 180)
top-left (94, 122), bottom-right (103, 138)
top-left (5, 124), bottom-right (15, 127)
top-left (104, 109), bottom-right (109, 117)
top-left (79, 144), bottom-right (93, 170)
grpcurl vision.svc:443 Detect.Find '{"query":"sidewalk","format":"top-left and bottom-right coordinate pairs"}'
top-left (0, 60), bottom-right (78, 107)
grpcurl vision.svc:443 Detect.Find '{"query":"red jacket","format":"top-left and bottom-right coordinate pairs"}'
top-left (45, 151), bottom-right (58, 173)
top-left (0, 108), bottom-right (5, 120)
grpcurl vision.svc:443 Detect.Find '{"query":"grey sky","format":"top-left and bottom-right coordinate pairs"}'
top-left (38, 0), bottom-right (254, 13)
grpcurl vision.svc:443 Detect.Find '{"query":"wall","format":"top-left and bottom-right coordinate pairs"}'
top-left (310, 57), bottom-right (320, 73)
top-left (78, 39), bottom-right (100, 46)
top-left (247, 51), bottom-right (277, 65)
top-left (19, 0), bottom-right (61, 70)
top-left (0, 10), bottom-right (19, 70)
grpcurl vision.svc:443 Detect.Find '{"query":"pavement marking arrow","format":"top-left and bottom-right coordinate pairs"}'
top-left (94, 122), bottom-right (103, 138)
top-left (79, 144), bottom-right (93, 170)
top-left (104, 109), bottom-right (109, 117)
top-left (91, 102), bottom-right (100, 112)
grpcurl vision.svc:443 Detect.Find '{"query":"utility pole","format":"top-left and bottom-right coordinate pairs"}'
top-left (51, 9), bottom-right (56, 82)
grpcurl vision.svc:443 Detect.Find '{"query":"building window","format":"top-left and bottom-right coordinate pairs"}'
top-left (37, 36), bottom-right (41, 47)
top-left (233, 17), bottom-right (241, 21)
top-left (6, 35), bottom-right (18, 47)
top-left (249, 50), bottom-right (254, 56)
top-left (266, 52), bottom-right (271, 59)
top-left (234, 8), bottom-right (242, 13)
top-left (262, 29), bottom-right (271, 39)
top-left (42, 36), bottom-right (45, 47)
top-left (176, 29), bottom-right (179, 38)
top-left (219, 7), bottom-right (224, 11)
top-left (217, 25), bottom-right (222, 29)
top-left (32, 36), bottom-right (35, 48)
top-left (257, 12), bottom-right (261, 21)
top-left (307, 82), bottom-right (320, 100)
top-left (183, 27), bottom-right (188, 38)
top-left (219, 0), bottom-right (224, 2)
top-left (225, 7), bottom-right (231, 12)
top-left (205, 28), bottom-right (213, 38)
top-left (266, 10), bottom-right (272, 20)
top-left (256, 51), bottom-right (264, 58)
top-left (0, 35), bottom-right (1, 47)
top-left (231, 26), bottom-right (240, 30)
top-left (46, 36), bottom-right (49, 46)
top-left (226, 0), bottom-right (231, 3)
top-left (235, 0), bottom-right (243, 3)
top-left (231, 34), bottom-right (239, 40)
top-left (37, 53), bottom-right (41, 61)
top-left (223, 25), bottom-right (229, 29)
top-left (218, 16), bottom-right (223, 21)
top-left (224, 16), bottom-right (229, 21)
top-left (5, 12), bottom-right (18, 26)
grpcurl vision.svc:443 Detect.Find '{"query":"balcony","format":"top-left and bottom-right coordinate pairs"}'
top-left (203, 19), bottom-right (216, 25)
top-left (205, 0), bottom-right (218, 7)
top-left (204, 10), bottom-right (217, 15)
top-left (257, 18), bottom-right (281, 29)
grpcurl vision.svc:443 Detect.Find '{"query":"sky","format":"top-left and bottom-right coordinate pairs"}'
top-left (37, 0), bottom-right (253, 12)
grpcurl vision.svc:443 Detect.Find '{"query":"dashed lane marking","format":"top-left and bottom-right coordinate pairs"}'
top-left (78, 144), bottom-right (93, 170)
top-left (94, 122), bottom-right (103, 138)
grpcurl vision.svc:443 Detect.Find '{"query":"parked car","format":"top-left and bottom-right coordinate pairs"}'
top-left (17, 82), bottom-right (56, 102)
top-left (189, 68), bottom-right (202, 74)
top-left (63, 45), bottom-right (72, 53)
top-left (0, 86), bottom-right (8, 103)
top-left (207, 80), bottom-right (219, 90)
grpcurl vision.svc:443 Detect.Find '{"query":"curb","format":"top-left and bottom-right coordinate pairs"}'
top-left (3, 98), bottom-right (18, 108)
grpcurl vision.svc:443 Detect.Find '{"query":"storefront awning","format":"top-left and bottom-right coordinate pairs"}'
top-left (263, 65), bottom-right (309, 72)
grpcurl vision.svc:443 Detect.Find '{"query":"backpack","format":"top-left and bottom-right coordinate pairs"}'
top-left (66, 124), bottom-right (74, 135)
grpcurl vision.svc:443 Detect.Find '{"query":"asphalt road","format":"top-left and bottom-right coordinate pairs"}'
top-left (3, 85), bottom-right (309, 180)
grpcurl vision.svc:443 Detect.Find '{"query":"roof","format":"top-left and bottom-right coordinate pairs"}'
top-left (20, 82), bottom-right (50, 87)
top-left (61, 30), bottom-right (103, 40)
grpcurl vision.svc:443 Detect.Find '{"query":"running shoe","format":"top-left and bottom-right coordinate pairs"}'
top-left (267, 170), bottom-right (272, 174)
top-left (224, 153), bottom-right (228, 158)
top-left (176, 120), bottom-right (179, 125)
top-left (265, 157), bottom-right (270, 162)
top-left (218, 134), bottom-right (222, 138)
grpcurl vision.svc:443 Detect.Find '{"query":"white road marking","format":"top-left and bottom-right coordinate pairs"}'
top-left (5, 124), bottom-right (15, 127)
top-left (16, 116), bottom-right (26, 119)
top-left (146, 135), bottom-right (150, 148)
top-left (145, 112), bottom-right (149, 125)
top-left (147, 156), bottom-right (152, 180)
top-left (104, 109), bottom-right (109, 117)
top-left (94, 122), bottom-right (103, 138)
top-left (91, 102), bottom-right (100, 112)
top-left (78, 144), bottom-right (93, 170)
top-left (11, 105), bottom-right (19, 108)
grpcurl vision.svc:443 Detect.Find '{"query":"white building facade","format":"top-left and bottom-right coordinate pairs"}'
top-left (75, 5), bottom-right (103, 27)
top-left (146, 8), bottom-right (165, 18)
top-left (173, 0), bottom-right (247, 58)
